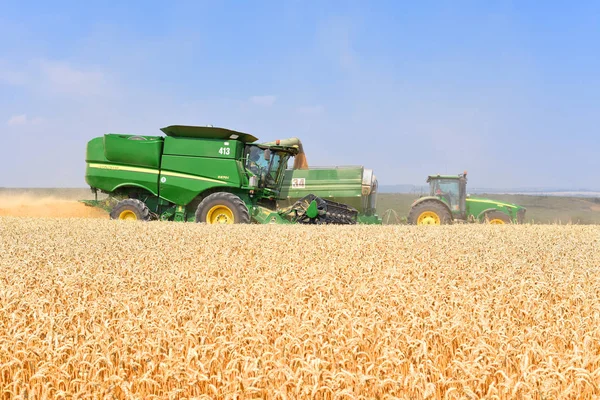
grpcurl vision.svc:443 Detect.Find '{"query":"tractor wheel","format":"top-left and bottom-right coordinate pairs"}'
top-left (407, 200), bottom-right (452, 225)
top-left (483, 210), bottom-right (511, 224)
top-left (110, 199), bottom-right (151, 221)
top-left (195, 192), bottom-right (250, 224)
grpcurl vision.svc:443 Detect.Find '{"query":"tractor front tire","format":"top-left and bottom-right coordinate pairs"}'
top-left (195, 192), bottom-right (250, 224)
top-left (110, 199), bottom-right (151, 221)
top-left (408, 200), bottom-right (452, 225)
top-left (483, 210), bottom-right (512, 224)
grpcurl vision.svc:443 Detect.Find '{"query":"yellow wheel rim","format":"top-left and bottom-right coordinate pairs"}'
top-left (488, 218), bottom-right (505, 224)
top-left (206, 205), bottom-right (234, 224)
top-left (118, 210), bottom-right (138, 220)
top-left (417, 211), bottom-right (440, 225)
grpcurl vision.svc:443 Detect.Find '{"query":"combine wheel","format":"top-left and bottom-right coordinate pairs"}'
top-left (195, 192), bottom-right (250, 224)
top-left (483, 210), bottom-right (511, 224)
top-left (408, 200), bottom-right (452, 225)
top-left (110, 199), bottom-right (151, 221)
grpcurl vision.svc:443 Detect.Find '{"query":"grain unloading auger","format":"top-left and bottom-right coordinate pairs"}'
top-left (81, 125), bottom-right (367, 225)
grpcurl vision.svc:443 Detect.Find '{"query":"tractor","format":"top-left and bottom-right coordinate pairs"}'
top-left (407, 172), bottom-right (526, 225)
top-left (82, 125), bottom-right (367, 224)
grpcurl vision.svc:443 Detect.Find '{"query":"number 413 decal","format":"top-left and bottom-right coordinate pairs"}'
top-left (218, 147), bottom-right (231, 155)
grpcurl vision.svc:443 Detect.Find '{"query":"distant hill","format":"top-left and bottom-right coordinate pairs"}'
top-left (379, 184), bottom-right (600, 198)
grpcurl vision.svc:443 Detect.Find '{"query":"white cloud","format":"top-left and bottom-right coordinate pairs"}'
top-left (7, 114), bottom-right (27, 126)
top-left (38, 59), bottom-right (110, 97)
top-left (0, 65), bottom-right (27, 85)
top-left (249, 95), bottom-right (277, 107)
top-left (316, 16), bottom-right (358, 71)
top-left (296, 105), bottom-right (325, 115)
top-left (1, 59), bottom-right (112, 97)
top-left (7, 114), bottom-right (44, 126)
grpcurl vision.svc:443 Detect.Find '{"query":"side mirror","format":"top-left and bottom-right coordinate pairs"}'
top-left (249, 175), bottom-right (258, 187)
top-left (264, 149), bottom-right (271, 161)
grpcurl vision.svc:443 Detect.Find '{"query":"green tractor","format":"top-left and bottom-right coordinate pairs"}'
top-left (407, 172), bottom-right (526, 225)
top-left (82, 125), bottom-right (365, 225)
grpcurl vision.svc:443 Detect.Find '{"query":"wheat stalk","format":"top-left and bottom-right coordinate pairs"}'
top-left (1, 217), bottom-right (599, 399)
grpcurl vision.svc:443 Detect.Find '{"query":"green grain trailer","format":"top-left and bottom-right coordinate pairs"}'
top-left (278, 166), bottom-right (381, 224)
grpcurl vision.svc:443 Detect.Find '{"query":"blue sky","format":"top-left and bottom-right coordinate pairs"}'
top-left (1, 0), bottom-right (599, 189)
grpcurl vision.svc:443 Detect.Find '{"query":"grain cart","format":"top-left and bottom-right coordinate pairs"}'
top-left (407, 172), bottom-right (526, 225)
top-left (265, 137), bottom-right (381, 224)
top-left (82, 125), bottom-right (358, 224)
top-left (278, 166), bottom-right (381, 224)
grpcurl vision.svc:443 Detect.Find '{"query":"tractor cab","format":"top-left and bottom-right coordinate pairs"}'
top-left (427, 172), bottom-right (468, 218)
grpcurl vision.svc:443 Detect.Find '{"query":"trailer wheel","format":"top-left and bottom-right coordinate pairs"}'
top-left (110, 199), bottom-right (151, 221)
top-left (195, 192), bottom-right (250, 224)
top-left (407, 200), bottom-right (452, 225)
top-left (483, 210), bottom-right (511, 224)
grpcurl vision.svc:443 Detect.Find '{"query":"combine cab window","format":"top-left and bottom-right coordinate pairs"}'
top-left (268, 155), bottom-right (282, 181)
top-left (245, 146), bottom-right (288, 190)
top-left (246, 147), bottom-right (270, 174)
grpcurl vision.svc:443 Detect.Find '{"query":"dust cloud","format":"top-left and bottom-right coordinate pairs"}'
top-left (0, 195), bottom-right (109, 219)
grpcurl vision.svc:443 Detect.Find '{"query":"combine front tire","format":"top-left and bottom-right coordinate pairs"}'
top-left (483, 210), bottom-right (511, 224)
top-left (195, 192), bottom-right (250, 224)
top-left (110, 199), bottom-right (151, 221)
top-left (408, 201), bottom-right (452, 225)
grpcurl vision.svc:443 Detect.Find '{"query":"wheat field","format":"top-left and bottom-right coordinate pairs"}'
top-left (1, 217), bottom-right (600, 399)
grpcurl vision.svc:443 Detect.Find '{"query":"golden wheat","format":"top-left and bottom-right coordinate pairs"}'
top-left (1, 217), bottom-right (600, 399)
top-left (0, 195), bottom-right (108, 218)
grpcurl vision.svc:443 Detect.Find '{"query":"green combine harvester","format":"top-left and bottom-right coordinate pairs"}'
top-left (82, 125), bottom-right (380, 224)
top-left (407, 172), bottom-right (527, 225)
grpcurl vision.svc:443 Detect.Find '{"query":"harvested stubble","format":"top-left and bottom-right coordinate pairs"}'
top-left (1, 217), bottom-right (600, 399)
top-left (0, 195), bottom-right (108, 219)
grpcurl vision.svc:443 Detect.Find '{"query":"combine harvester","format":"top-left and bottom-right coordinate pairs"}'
top-left (82, 125), bottom-right (381, 225)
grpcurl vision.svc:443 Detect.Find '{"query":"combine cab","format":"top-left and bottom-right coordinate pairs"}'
top-left (82, 125), bottom-right (362, 224)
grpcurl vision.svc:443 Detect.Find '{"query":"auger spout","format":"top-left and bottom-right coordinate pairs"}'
top-left (261, 137), bottom-right (308, 170)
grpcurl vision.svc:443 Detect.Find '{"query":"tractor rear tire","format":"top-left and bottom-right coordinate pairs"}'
top-left (407, 200), bottom-right (452, 225)
top-left (483, 210), bottom-right (511, 224)
top-left (195, 192), bottom-right (250, 224)
top-left (110, 199), bottom-right (151, 221)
